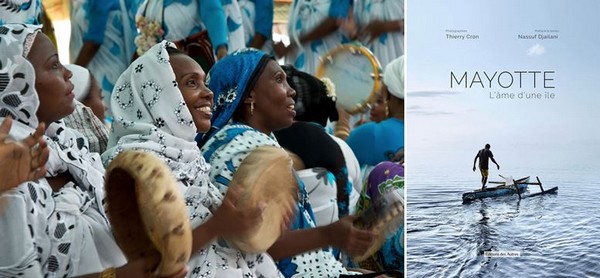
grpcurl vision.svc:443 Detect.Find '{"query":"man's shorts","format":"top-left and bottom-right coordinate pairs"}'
top-left (480, 168), bottom-right (489, 177)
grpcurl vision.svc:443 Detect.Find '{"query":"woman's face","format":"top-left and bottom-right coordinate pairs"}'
top-left (248, 60), bottom-right (296, 132)
top-left (369, 85), bottom-right (388, 123)
top-left (170, 54), bottom-right (214, 133)
top-left (82, 74), bottom-right (106, 122)
top-left (27, 33), bottom-right (75, 124)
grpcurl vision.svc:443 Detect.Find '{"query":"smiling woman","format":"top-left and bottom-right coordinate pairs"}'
top-left (200, 48), bottom-right (378, 278)
top-left (101, 41), bottom-right (284, 277)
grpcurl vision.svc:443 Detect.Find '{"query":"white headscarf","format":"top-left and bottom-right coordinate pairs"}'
top-left (102, 40), bottom-right (209, 188)
top-left (64, 64), bottom-right (92, 101)
top-left (383, 55), bottom-right (404, 99)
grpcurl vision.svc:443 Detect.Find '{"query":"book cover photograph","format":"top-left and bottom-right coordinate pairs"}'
top-left (405, 0), bottom-right (600, 277)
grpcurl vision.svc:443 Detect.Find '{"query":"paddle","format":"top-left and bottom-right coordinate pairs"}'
top-left (512, 179), bottom-right (522, 199)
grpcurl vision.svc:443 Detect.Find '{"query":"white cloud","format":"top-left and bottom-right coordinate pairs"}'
top-left (527, 44), bottom-right (546, 56)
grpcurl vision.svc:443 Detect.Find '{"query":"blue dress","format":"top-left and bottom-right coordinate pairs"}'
top-left (354, 0), bottom-right (404, 68)
top-left (286, 0), bottom-right (352, 74)
top-left (69, 0), bottom-right (138, 122)
top-left (238, 0), bottom-right (274, 53)
top-left (201, 123), bottom-right (357, 277)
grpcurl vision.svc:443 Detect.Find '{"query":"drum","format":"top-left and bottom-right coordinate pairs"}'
top-left (353, 187), bottom-right (404, 262)
top-left (105, 150), bottom-right (192, 276)
top-left (316, 43), bottom-right (383, 114)
top-left (224, 145), bottom-right (299, 253)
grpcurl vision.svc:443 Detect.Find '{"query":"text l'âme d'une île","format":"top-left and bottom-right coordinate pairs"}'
top-left (449, 71), bottom-right (557, 100)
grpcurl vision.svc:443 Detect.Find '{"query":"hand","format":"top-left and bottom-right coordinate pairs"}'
top-left (216, 45), bottom-right (228, 60)
top-left (472, 166), bottom-right (476, 172)
top-left (326, 215), bottom-right (376, 257)
top-left (497, 165), bottom-right (500, 170)
top-left (0, 117), bottom-right (48, 193)
top-left (117, 259), bottom-right (188, 278)
top-left (337, 9), bottom-right (357, 39)
top-left (211, 186), bottom-right (265, 237)
top-left (273, 41), bottom-right (291, 58)
top-left (361, 20), bottom-right (387, 43)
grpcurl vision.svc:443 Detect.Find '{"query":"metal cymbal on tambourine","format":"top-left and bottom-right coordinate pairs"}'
top-left (316, 43), bottom-right (383, 114)
top-left (105, 150), bottom-right (192, 276)
top-left (223, 145), bottom-right (299, 253)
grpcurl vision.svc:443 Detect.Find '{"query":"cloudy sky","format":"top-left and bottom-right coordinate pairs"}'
top-left (406, 0), bottom-right (600, 170)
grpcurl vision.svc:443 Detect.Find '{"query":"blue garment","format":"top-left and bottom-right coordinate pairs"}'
top-left (82, 0), bottom-right (119, 44)
top-left (201, 124), bottom-right (352, 277)
top-left (252, 0), bottom-right (273, 38)
top-left (163, 0), bottom-right (228, 50)
top-left (346, 117), bottom-right (404, 167)
top-left (238, 0), bottom-right (274, 53)
top-left (354, 0), bottom-right (404, 68)
top-left (287, 0), bottom-right (352, 74)
top-left (70, 0), bottom-right (138, 122)
top-left (0, 0), bottom-right (42, 25)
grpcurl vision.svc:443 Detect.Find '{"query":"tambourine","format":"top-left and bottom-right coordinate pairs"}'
top-left (316, 43), bottom-right (383, 114)
top-left (105, 150), bottom-right (192, 276)
top-left (353, 187), bottom-right (404, 262)
top-left (224, 145), bottom-right (298, 253)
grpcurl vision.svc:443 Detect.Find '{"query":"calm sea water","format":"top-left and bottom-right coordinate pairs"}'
top-left (407, 151), bottom-right (600, 278)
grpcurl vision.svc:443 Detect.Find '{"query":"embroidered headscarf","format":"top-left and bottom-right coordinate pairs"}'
top-left (203, 48), bottom-right (273, 140)
top-left (102, 40), bottom-right (209, 185)
top-left (0, 23), bottom-right (41, 127)
top-left (383, 55), bottom-right (404, 100)
top-left (0, 23), bottom-right (126, 276)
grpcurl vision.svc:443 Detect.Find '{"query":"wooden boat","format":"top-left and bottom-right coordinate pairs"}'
top-left (462, 176), bottom-right (530, 203)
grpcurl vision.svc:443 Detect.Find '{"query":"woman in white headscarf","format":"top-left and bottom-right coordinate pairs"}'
top-left (0, 23), bottom-right (183, 278)
top-left (346, 56), bottom-right (404, 169)
top-left (62, 64), bottom-right (109, 154)
top-left (102, 41), bottom-right (284, 278)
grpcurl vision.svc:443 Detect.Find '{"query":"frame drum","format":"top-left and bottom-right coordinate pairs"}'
top-left (105, 150), bottom-right (192, 276)
top-left (316, 43), bottom-right (383, 114)
top-left (224, 145), bottom-right (298, 253)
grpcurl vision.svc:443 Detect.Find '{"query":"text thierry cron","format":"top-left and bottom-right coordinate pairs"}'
top-left (450, 70), bottom-right (556, 99)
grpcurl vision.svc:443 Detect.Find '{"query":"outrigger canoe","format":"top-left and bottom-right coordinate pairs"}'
top-left (462, 176), bottom-right (530, 203)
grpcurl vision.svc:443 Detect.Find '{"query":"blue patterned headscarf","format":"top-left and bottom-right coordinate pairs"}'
top-left (202, 48), bottom-right (273, 142)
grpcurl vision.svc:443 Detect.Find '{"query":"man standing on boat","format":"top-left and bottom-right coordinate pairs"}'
top-left (473, 144), bottom-right (500, 190)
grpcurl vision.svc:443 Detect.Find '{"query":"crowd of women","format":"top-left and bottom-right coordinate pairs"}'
top-left (0, 0), bottom-right (404, 277)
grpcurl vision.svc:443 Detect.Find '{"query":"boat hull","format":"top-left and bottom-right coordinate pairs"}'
top-left (462, 179), bottom-right (529, 203)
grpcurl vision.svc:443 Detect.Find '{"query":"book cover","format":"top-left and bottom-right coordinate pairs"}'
top-left (406, 1), bottom-right (600, 277)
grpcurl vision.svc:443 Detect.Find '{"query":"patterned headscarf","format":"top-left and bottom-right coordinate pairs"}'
top-left (365, 161), bottom-right (404, 201)
top-left (355, 161), bottom-right (404, 272)
top-left (102, 40), bottom-right (209, 185)
top-left (0, 24), bottom-right (41, 128)
top-left (203, 48), bottom-right (273, 140)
